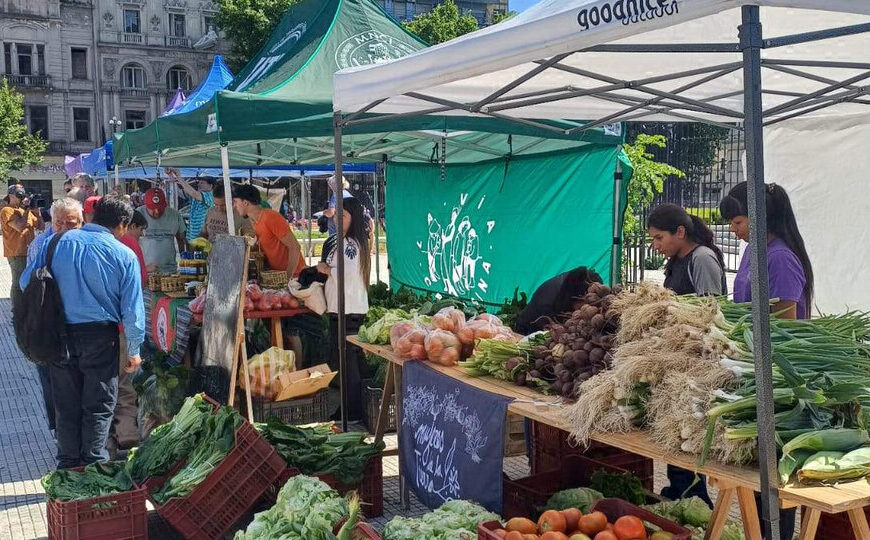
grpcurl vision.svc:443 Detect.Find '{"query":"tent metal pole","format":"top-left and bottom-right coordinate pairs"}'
top-left (740, 6), bottom-right (779, 540)
top-left (374, 159), bottom-right (382, 283)
top-left (220, 145), bottom-right (235, 235)
top-left (333, 111), bottom-right (348, 435)
top-left (763, 22), bottom-right (870, 49)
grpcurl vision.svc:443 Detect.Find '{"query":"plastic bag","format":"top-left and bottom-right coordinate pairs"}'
top-left (432, 307), bottom-right (466, 333)
top-left (390, 320), bottom-right (428, 360)
top-left (241, 346), bottom-right (296, 400)
top-left (425, 329), bottom-right (461, 366)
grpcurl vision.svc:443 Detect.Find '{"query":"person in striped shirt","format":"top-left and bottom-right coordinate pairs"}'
top-left (164, 168), bottom-right (214, 243)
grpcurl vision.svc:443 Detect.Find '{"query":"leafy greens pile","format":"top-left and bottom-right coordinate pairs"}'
top-left (151, 405), bottom-right (243, 504)
top-left (383, 500), bottom-right (500, 540)
top-left (126, 393), bottom-right (213, 484)
top-left (42, 461), bottom-right (133, 502)
top-left (256, 420), bottom-right (384, 485)
top-left (234, 475), bottom-right (359, 540)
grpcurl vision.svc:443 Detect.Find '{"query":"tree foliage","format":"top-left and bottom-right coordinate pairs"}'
top-left (402, 0), bottom-right (478, 45)
top-left (0, 79), bottom-right (45, 184)
top-left (622, 133), bottom-right (685, 237)
top-left (215, 0), bottom-right (301, 72)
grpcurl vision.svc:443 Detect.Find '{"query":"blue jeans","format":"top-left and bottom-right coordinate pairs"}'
top-left (36, 364), bottom-right (55, 431)
top-left (50, 322), bottom-right (119, 469)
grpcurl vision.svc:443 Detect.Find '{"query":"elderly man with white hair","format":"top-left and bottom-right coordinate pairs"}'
top-left (26, 197), bottom-right (83, 436)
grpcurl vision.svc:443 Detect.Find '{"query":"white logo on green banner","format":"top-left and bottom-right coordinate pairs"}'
top-left (335, 30), bottom-right (418, 69)
top-left (421, 194), bottom-right (493, 300)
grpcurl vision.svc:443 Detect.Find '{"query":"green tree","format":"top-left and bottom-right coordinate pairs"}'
top-left (622, 133), bottom-right (685, 238)
top-left (403, 0), bottom-right (478, 45)
top-left (0, 79), bottom-right (45, 184)
top-left (215, 0), bottom-right (301, 72)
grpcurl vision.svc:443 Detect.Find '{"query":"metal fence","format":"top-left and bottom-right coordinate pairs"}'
top-left (622, 123), bottom-right (745, 285)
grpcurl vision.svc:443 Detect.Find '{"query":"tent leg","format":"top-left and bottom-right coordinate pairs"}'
top-left (221, 145), bottom-right (235, 235)
top-left (334, 112), bottom-right (348, 434)
top-left (741, 7), bottom-right (779, 540)
top-left (374, 165), bottom-right (381, 283)
top-left (611, 154), bottom-right (623, 286)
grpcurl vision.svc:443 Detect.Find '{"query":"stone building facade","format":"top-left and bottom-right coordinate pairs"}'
top-left (0, 0), bottom-right (229, 199)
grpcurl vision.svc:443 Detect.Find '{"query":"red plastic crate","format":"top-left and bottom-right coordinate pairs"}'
top-left (47, 481), bottom-right (147, 540)
top-left (529, 420), bottom-right (653, 489)
top-left (145, 421), bottom-right (286, 540)
top-left (269, 454), bottom-right (384, 518)
top-left (503, 454), bottom-right (656, 520)
top-left (592, 498), bottom-right (692, 540)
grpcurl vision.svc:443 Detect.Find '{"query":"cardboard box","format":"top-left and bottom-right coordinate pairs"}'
top-left (274, 363), bottom-right (336, 401)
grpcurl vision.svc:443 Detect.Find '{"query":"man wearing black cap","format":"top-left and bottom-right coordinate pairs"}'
top-left (1, 184), bottom-right (43, 309)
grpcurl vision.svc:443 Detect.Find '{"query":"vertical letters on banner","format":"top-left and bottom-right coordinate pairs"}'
top-left (400, 360), bottom-right (512, 513)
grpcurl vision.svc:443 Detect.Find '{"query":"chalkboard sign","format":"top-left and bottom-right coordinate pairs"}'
top-left (197, 234), bottom-right (249, 404)
top-left (400, 361), bottom-right (511, 513)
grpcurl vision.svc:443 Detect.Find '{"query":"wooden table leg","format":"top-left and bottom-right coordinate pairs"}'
top-left (270, 317), bottom-right (283, 348)
top-left (393, 363), bottom-right (409, 509)
top-left (848, 508), bottom-right (870, 540)
top-left (799, 508), bottom-right (820, 540)
top-left (705, 487), bottom-right (736, 540)
top-left (737, 487), bottom-right (764, 540)
top-left (374, 362), bottom-right (395, 446)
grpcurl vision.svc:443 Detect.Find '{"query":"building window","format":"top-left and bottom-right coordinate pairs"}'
top-left (169, 13), bottom-right (186, 37)
top-left (29, 106), bottom-right (48, 138)
top-left (124, 9), bottom-right (141, 33)
top-left (73, 108), bottom-right (90, 142)
top-left (166, 66), bottom-right (192, 91)
top-left (71, 48), bottom-right (87, 79)
top-left (121, 64), bottom-right (146, 88)
top-left (125, 110), bottom-right (146, 130)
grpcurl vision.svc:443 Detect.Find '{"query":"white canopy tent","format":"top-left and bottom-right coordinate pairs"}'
top-left (329, 2), bottom-right (870, 537)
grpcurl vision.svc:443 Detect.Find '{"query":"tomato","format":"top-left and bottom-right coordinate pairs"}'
top-left (613, 516), bottom-right (647, 540)
top-left (538, 510), bottom-right (568, 533)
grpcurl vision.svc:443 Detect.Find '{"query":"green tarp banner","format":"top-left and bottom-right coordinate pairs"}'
top-left (386, 146), bottom-right (627, 308)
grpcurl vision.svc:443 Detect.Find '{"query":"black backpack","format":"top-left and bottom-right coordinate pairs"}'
top-left (13, 233), bottom-right (67, 365)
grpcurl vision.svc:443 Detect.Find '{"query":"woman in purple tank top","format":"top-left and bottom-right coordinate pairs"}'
top-left (720, 181), bottom-right (814, 321)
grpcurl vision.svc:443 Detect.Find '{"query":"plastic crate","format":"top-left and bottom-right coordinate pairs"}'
top-left (247, 388), bottom-right (330, 424)
top-left (146, 421), bottom-right (286, 540)
top-left (363, 379), bottom-right (397, 434)
top-left (592, 498), bottom-right (692, 540)
top-left (269, 454), bottom-right (384, 518)
top-left (47, 483), bottom-right (147, 540)
top-left (502, 454), bottom-right (656, 520)
top-left (529, 420), bottom-right (653, 489)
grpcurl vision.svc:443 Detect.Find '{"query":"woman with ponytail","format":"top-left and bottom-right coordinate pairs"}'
top-left (719, 181), bottom-right (813, 320)
top-left (647, 203), bottom-right (726, 507)
top-left (647, 204), bottom-right (728, 296)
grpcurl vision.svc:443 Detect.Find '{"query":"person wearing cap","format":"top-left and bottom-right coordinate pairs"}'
top-left (136, 187), bottom-right (186, 274)
top-left (233, 184), bottom-right (304, 276)
top-left (164, 168), bottom-right (214, 243)
top-left (83, 196), bottom-right (102, 224)
top-left (1, 184), bottom-right (43, 309)
top-left (322, 175), bottom-right (353, 236)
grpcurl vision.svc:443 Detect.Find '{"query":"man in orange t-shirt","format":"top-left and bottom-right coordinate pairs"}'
top-left (232, 184), bottom-right (304, 276)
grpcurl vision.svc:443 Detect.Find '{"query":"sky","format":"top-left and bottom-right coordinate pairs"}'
top-left (511, 0), bottom-right (539, 12)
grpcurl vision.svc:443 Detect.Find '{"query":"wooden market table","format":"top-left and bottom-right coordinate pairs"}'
top-left (348, 336), bottom-right (870, 540)
top-left (194, 307), bottom-right (311, 348)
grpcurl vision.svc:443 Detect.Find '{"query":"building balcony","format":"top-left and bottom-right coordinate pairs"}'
top-left (120, 33), bottom-right (144, 45)
top-left (166, 36), bottom-right (190, 48)
top-left (120, 88), bottom-right (149, 97)
top-left (3, 74), bottom-right (51, 88)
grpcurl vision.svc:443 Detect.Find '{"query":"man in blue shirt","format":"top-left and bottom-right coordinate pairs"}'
top-left (21, 198), bottom-right (145, 469)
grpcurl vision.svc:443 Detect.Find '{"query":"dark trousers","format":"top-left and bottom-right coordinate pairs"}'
top-left (328, 313), bottom-right (368, 422)
top-left (36, 364), bottom-right (55, 431)
top-left (50, 322), bottom-right (120, 469)
top-left (662, 465), bottom-right (713, 507)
